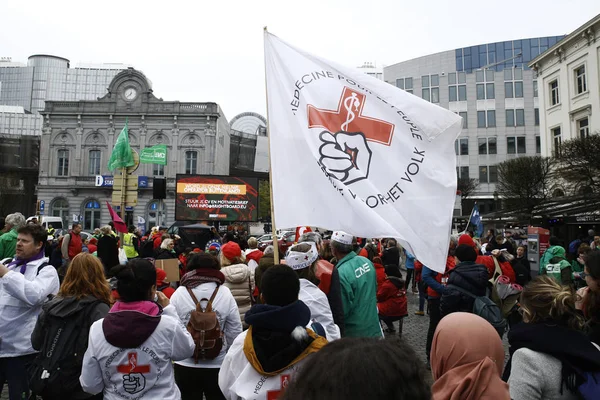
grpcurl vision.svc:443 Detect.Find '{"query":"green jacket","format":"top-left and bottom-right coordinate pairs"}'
top-left (336, 252), bottom-right (382, 338)
top-left (0, 228), bottom-right (18, 260)
top-left (540, 246), bottom-right (572, 285)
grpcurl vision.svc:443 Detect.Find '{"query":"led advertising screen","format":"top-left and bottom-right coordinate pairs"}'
top-left (175, 175), bottom-right (259, 222)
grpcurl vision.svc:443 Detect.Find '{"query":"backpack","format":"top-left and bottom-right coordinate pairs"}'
top-left (186, 286), bottom-right (223, 362)
top-left (572, 369), bottom-right (600, 400)
top-left (140, 237), bottom-right (155, 258)
top-left (447, 284), bottom-right (507, 336)
top-left (28, 299), bottom-right (101, 398)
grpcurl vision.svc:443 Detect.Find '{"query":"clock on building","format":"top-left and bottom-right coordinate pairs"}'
top-left (123, 87), bottom-right (138, 101)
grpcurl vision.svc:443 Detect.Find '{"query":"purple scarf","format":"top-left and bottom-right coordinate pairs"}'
top-left (180, 268), bottom-right (225, 289)
top-left (7, 249), bottom-right (46, 274)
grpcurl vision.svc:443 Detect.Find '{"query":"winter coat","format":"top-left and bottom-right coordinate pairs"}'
top-left (440, 261), bottom-right (489, 317)
top-left (506, 322), bottom-right (600, 400)
top-left (541, 246), bottom-right (572, 285)
top-left (0, 228), bottom-right (18, 260)
top-left (511, 257), bottom-right (532, 286)
top-left (80, 302), bottom-right (195, 400)
top-left (476, 255), bottom-right (516, 283)
top-left (0, 256), bottom-right (60, 357)
top-left (218, 301), bottom-right (327, 400)
top-left (97, 234), bottom-right (119, 274)
top-left (377, 276), bottom-right (408, 317)
top-left (31, 295), bottom-right (109, 399)
top-left (170, 282), bottom-right (243, 368)
top-left (381, 246), bottom-right (401, 267)
top-left (155, 248), bottom-right (178, 260)
top-left (374, 262), bottom-right (386, 288)
top-left (299, 279), bottom-right (340, 341)
top-left (336, 252), bottom-right (382, 338)
top-left (315, 260), bottom-right (345, 337)
top-left (221, 263), bottom-right (255, 323)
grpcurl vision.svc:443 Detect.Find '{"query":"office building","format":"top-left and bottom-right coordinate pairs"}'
top-left (38, 68), bottom-right (230, 230)
top-left (229, 112), bottom-right (269, 177)
top-left (530, 14), bottom-right (599, 158)
top-left (384, 36), bottom-right (564, 214)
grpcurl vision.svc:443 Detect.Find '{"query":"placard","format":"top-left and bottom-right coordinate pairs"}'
top-left (155, 259), bottom-right (180, 282)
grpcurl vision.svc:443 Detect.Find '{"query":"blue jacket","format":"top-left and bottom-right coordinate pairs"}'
top-left (405, 252), bottom-right (415, 270)
top-left (421, 266), bottom-right (445, 299)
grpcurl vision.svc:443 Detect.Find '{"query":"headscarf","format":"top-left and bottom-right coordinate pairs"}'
top-left (431, 312), bottom-right (510, 400)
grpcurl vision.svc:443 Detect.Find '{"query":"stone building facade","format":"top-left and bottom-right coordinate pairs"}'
top-left (38, 68), bottom-right (230, 231)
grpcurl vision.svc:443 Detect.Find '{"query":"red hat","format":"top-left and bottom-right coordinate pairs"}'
top-left (221, 241), bottom-right (242, 261)
top-left (458, 234), bottom-right (477, 249)
top-left (156, 268), bottom-right (167, 285)
top-left (193, 248), bottom-right (202, 253)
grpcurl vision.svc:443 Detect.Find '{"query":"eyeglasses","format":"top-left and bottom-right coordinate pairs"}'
top-left (579, 271), bottom-right (589, 279)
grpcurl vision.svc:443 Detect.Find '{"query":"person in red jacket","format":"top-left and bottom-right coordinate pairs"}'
top-left (458, 234), bottom-right (516, 283)
top-left (373, 256), bottom-right (386, 288)
top-left (377, 266), bottom-right (408, 336)
top-left (156, 268), bottom-right (175, 298)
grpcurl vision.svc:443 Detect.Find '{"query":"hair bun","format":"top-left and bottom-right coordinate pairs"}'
top-left (109, 265), bottom-right (134, 281)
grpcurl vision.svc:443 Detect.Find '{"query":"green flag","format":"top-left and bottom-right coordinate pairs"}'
top-left (108, 119), bottom-right (135, 171)
top-left (140, 144), bottom-right (167, 165)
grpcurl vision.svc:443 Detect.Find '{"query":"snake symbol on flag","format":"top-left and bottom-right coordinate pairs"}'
top-left (341, 93), bottom-right (360, 131)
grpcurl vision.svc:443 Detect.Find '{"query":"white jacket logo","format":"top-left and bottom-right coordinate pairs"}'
top-left (117, 352), bottom-right (150, 395)
top-left (355, 263), bottom-right (371, 278)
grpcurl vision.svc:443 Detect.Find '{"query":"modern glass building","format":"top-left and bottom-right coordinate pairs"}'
top-left (0, 54), bottom-right (130, 114)
top-left (384, 36), bottom-right (564, 215)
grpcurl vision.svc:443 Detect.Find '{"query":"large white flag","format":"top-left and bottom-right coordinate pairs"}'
top-left (264, 32), bottom-right (462, 273)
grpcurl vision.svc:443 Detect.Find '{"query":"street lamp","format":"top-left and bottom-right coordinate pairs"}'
top-left (493, 191), bottom-right (499, 212)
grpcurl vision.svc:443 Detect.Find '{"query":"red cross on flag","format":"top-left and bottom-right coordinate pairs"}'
top-left (264, 31), bottom-right (462, 273)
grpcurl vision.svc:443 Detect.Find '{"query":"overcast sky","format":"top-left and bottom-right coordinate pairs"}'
top-left (2, 0), bottom-right (599, 120)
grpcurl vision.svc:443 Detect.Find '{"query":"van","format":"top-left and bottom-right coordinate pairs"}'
top-left (27, 216), bottom-right (64, 231)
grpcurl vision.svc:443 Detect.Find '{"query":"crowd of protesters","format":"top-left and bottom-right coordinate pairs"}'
top-left (0, 214), bottom-right (599, 399)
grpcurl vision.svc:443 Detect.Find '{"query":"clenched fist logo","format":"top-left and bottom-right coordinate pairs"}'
top-left (122, 373), bottom-right (146, 394)
top-left (318, 131), bottom-right (372, 185)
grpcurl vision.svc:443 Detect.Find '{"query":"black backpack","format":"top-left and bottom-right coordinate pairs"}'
top-left (447, 284), bottom-right (507, 337)
top-left (28, 299), bottom-right (101, 398)
top-left (140, 238), bottom-right (155, 258)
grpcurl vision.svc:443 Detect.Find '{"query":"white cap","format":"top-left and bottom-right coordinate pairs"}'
top-left (285, 242), bottom-right (319, 270)
top-left (332, 231), bottom-right (353, 245)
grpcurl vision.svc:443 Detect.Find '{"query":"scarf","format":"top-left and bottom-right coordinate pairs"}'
top-left (7, 249), bottom-right (46, 274)
top-left (180, 268), bottom-right (225, 289)
top-left (504, 321), bottom-right (600, 391)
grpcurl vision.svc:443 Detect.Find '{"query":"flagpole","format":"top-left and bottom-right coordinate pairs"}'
top-left (263, 26), bottom-right (280, 264)
top-left (119, 166), bottom-right (126, 249)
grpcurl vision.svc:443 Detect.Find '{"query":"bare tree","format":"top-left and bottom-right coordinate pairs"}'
top-left (457, 178), bottom-right (479, 200)
top-left (496, 156), bottom-right (554, 221)
top-left (555, 133), bottom-right (600, 196)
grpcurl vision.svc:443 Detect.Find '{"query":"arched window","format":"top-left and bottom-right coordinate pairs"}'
top-left (146, 201), bottom-right (166, 231)
top-left (83, 200), bottom-right (101, 231)
top-left (51, 198), bottom-right (69, 227)
top-left (185, 151), bottom-right (198, 174)
top-left (553, 189), bottom-right (565, 198)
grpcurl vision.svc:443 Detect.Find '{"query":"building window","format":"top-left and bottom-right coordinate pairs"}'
top-left (449, 72), bottom-right (466, 102)
top-left (550, 80), bottom-right (560, 106)
top-left (575, 65), bottom-right (587, 95)
top-left (552, 127), bottom-right (562, 157)
top-left (533, 81), bottom-right (538, 97)
top-left (185, 151), bottom-right (198, 174)
top-left (477, 110), bottom-right (496, 128)
top-left (459, 138), bottom-right (468, 155)
top-left (458, 166), bottom-right (469, 179)
top-left (517, 136), bottom-right (526, 153)
top-left (478, 137), bottom-right (497, 155)
top-left (89, 150), bottom-right (101, 176)
top-left (534, 108), bottom-right (540, 126)
top-left (536, 136), bottom-right (541, 153)
top-left (506, 110), bottom-right (515, 127)
top-left (489, 166), bottom-right (498, 183)
top-left (578, 117), bottom-right (589, 138)
top-left (516, 109), bottom-right (525, 126)
top-left (475, 70), bottom-right (495, 100)
top-left (479, 166), bottom-right (489, 183)
top-left (459, 112), bottom-right (468, 129)
top-left (57, 149), bottom-right (69, 176)
top-left (421, 74), bottom-right (439, 103)
top-left (51, 198), bottom-right (69, 228)
top-left (153, 163), bottom-right (165, 176)
top-left (507, 136), bottom-right (527, 154)
top-left (396, 77), bottom-right (413, 94)
top-left (83, 200), bottom-right (101, 231)
top-left (504, 69), bottom-right (524, 98)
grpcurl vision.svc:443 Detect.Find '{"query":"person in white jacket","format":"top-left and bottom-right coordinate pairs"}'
top-left (0, 223), bottom-right (59, 400)
top-left (285, 242), bottom-right (341, 341)
top-left (80, 259), bottom-right (194, 400)
top-left (170, 253), bottom-right (243, 400)
top-left (219, 265), bottom-right (327, 400)
top-left (220, 241), bottom-right (254, 325)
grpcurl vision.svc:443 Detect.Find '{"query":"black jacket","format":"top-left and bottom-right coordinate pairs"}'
top-left (155, 248), bottom-right (178, 260)
top-left (327, 266), bottom-right (345, 337)
top-left (440, 261), bottom-right (489, 317)
top-left (381, 246), bottom-right (400, 267)
top-left (97, 234), bottom-right (119, 274)
top-left (511, 257), bottom-right (532, 286)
